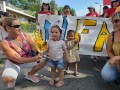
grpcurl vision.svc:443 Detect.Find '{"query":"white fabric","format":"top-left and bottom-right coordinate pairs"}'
top-left (2, 60), bottom-right (38, 80)
top-left (38, 15), bottom-right (113, 56)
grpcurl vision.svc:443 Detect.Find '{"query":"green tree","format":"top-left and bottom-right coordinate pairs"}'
top-left (50, 0), bottom-right (56, 12)
top-left (70, 8), bottom-right (76, 16)
top-left (4, 0), bottom-right (42, 18)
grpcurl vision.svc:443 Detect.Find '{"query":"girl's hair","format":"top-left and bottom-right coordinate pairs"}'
top-left (41, 3), bottom-right (50, 11)
top-left (2, 17), bottom-right (17, 31)
top-left (67, 30), bottom-right (75, 37)
top-left (51, 25), bottom-right (62, 34)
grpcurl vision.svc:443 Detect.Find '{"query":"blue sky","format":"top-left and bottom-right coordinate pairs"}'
top-left (55, 0), bottom-right (103, 16)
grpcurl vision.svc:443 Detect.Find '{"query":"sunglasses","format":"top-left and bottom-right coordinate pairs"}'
top-left (43, 3), bottom-right (49, 5)
top-left (10, 25), bottom-right (21, 28)
top-left (112, 19), bottom-right (120, 23)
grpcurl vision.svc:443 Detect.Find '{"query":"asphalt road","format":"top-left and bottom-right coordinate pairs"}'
top-left (0, 55), bottom-right (120, 90)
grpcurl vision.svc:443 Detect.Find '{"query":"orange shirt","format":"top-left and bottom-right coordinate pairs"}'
top-left (115, 6), bottom-right (120, 13)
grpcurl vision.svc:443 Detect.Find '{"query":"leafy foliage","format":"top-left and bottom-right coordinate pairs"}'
top-left (4, 0), bottom-right (76, 16)
top-left (20, 22), bottom-right (36, 32)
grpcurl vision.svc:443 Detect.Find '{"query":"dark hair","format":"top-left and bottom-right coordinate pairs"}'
top-left (111, 0), bottom-right (120, 8)
top-left (58, 11), bottom-right (63, 15)
top-left (63, 5), bottom-right (70, 10)
top-left (51, 25), bottom-right (62, 34)
top-left (1, 12), bottom-right (9, 17)
top-left (67, 30), bottom-right (75, 37)
top-left (2, 17), bottom-right (17, 31)
top-left (103, 6), bottom-right (109, 9)
top-left (88, 8), bottom-right (96, 12)
top-left (0, 11), bottom-right (3, 18)
top-left (41, 3), bottom-right (50, 11)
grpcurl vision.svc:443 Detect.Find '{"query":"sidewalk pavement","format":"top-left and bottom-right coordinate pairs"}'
top-left (0, 55), bottom-right (120, 90)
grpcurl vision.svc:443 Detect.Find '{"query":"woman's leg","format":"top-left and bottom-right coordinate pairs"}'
top-left (101, 61), bottom-right (120, 81)
top-left (28, 60), bottom-right (47, 75)
top-left (25, 60), bottom-right (47, 83)
top-left (2, 60), bottom-right (20, 88)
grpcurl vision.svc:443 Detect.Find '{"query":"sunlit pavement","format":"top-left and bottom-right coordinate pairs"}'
top-left (0, 55), bottom-right (120, 90)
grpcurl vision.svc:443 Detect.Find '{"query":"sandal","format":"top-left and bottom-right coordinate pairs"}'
top-left (49, 80), bottom-right (55, 86)
top-left (25, 74), bottom-right (40, 83)
top-left (56, 81), bottom-right (64, 87)
top-left (73, 73), bottom-right (79, 77)
top-left (7, 81), bottom-right (15, 88)
top-left (64, 70), bottom-right (68, 75)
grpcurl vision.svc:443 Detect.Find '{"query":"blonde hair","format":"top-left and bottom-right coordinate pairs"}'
top-left (0, 19), bottom-right (2, 26)
top-left (112, 11), bottom-right (120, 21)
top-left (2, 17), bottom-right (17, 31)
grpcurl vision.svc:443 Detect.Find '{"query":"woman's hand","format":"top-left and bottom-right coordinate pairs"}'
top-left (109, 56), bottom-right (120, 66)
top-left (35, 52), bottom-right (43, 61)
top-left (109, 59), bottom-right (116, 66)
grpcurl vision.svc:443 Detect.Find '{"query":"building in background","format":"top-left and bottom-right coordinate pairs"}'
top-left (0, 1), bottom-right (35, 23)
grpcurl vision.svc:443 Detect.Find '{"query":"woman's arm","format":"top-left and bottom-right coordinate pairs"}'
top-left (109, 56), bottom-right (120, 66)
top-left (0, 40), bottom-right (42, 63)
top-left (106, 34), bottom-right (115, 58)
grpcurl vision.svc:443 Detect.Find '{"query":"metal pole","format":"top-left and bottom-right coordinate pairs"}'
top-left (99, 5), bottom-right (101, 15)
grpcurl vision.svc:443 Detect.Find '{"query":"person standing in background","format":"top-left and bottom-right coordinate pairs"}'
top-left (1, 12), bottom-right (9, 20)
top-left (39, 1), bottom-right (54, 15)
top-left (104, 0), bottom-right (120, 18)
top-left (86, 6), bottom-right (99, 17)
top-left (36, 1), bottom-right (54, 39)
top-left (0, 12), bottom-right (9, 41)
top-left (63, 5), bottom-right (71, 16)
top-left (100, 6), bottom-right (109, 17)
top-left (86, 6), bottom-right (99, 62)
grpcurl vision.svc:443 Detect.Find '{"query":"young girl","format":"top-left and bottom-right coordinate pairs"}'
top-left (65, 30), bottom-right (80, 77)
top-left (47, 25), bottom-right (69, 87)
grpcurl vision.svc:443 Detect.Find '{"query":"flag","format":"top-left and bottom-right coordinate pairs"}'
top-left (103, 0), bottom-right (111, 6)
